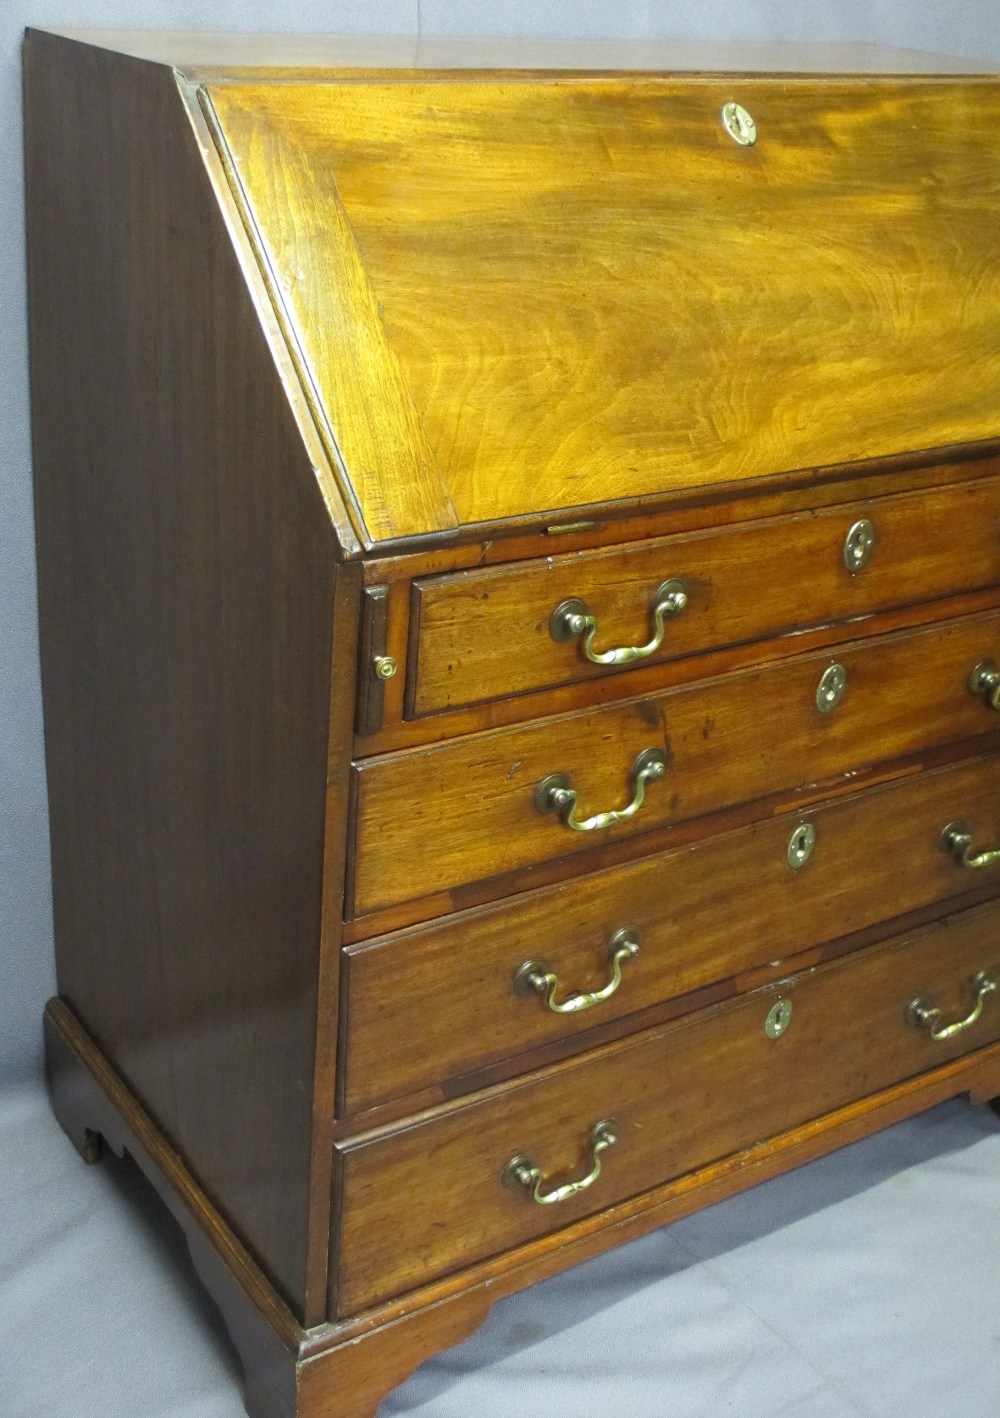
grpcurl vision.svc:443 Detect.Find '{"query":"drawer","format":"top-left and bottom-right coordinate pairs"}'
top-left (335, 898), bottom-right (1000, 1314)
top-left (342, 754), bottom-right (1000, 1115)
top-left (409, 478), bottom-right (1000, 715)
top-left (350, 608), bottom-right (1000, 916)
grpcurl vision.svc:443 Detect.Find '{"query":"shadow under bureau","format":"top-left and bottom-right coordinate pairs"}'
top-left (24, 28), bottom-right (1000, 1418)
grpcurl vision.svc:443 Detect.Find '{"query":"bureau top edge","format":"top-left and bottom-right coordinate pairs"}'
top-left (29, 31), bottom-right (1000, 76)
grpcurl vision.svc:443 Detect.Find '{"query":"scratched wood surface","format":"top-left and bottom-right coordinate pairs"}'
top-left (207, 76), bottom-right (1000, 543)
top-left (335, 898), bottom-right (1000, 1313)
top-left (411, 476), bottom-right (1000, 715)
top-left (341, 752), bottom-right (1000, 1115)
top-left (349, 608), bottom-right (1000, 916)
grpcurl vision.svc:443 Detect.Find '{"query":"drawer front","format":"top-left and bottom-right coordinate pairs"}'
top-left (343, 755), bottom-right (1000, 1115)
top-left (336, 899), bottom-right (1000, 1314)
top-left (410, 479), bottom-right (1000, 715)
top-left (351, 609), bottom-right (1000, 916)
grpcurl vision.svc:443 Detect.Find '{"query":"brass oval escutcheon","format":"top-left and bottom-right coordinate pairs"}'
top-left (843, 518), bottom-right (875, 573)
top-left (765, 998), bottom-right (794, 1040)
top-left (816, 663), bottom-right (847, 714)
top-left (787, 822), bottom-right (816, 870)
top-left (721, 101), bottom-right (757, 146)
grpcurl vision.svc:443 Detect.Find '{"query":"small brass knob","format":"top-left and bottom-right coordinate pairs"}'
top-left (373, 655), bottom-right (397, 681)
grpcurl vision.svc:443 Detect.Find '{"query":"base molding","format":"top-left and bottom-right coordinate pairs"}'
top-left (44, 995), bottom-right (1000, 1418)
top-left (43, 997), bottom-right (491, 1418)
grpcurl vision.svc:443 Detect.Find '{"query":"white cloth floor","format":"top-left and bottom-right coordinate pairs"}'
top-left (2, 1082), bottom-right (999, 1418)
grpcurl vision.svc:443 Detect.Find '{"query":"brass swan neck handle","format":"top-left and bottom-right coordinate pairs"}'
top-left (514, 929), bottom-right (640, 1015)
top-left (941, 821), bottom-right (1000, 870)
top-left (968, 658), bottom-right (1000, 711)
top-left (549, 579), bottom-right (688, 666)
top-left (502, 1120), bottom-right (619, 1205)
top-left (907, 973), bottom-right (997, 1042)
top-left (534, 748), bottom-right (667, 833)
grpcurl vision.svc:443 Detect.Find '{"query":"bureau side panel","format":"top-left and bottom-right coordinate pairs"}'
top-left (24, 32), bottom-right (350, 1321)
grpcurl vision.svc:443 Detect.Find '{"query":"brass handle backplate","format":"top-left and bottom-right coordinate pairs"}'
top-left (907, 972), bottom-right (997, 1042)
top-left (502, 1119), bottom-right (618, 1205)
top-left (514, 928), bottom-right (640, 1015)
top-left (969, 659), bottom-right (1000, 710)
top-left (549, 579), bottom-right (688, 666)
top-left (535, 748), bottom-right (667, 832)
top-left (941, 821), bottom-right (1000, 870)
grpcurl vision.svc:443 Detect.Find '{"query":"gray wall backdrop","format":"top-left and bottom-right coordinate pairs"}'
top-left (3, 1), bottom-right (1000, 1089)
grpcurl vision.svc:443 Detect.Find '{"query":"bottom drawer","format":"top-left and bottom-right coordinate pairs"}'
top-left (335, 899), bottom-right (1000, 1315)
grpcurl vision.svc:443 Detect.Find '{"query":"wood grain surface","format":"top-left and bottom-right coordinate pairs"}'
top-left (342, 753), bottom-right (1000, 1115)
top-left (411, 477), bottom-right (1000, 714)
top-left (358, 453), bottom-right (1000, 589)
top-left (336, 899), bottom-right (1000, 1313)
top-left (44, 985), bottom-right (1000, 1416)
top-left (350, 608), bottom-right (1000, 916)
top-left (24, 32), bottom-right (348, 1323)
top-left (209, 76), bottom-right (1000, 541)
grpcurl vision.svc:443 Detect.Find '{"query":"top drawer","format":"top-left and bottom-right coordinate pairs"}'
top-left (410, 479), bottom-right (1000, 715)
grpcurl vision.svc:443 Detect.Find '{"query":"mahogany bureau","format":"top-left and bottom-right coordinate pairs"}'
top-left (24, 28), bottom-right (1000, 1418)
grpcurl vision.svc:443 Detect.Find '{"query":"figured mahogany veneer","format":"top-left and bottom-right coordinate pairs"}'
top-left (410, 477), bottom-right (1000, 715)
top-left (24, 28), bottom-right (1000, 1418)
top-left (207, 73), bottom-right (1000, 539)
top-left (351, 609), bottom-right (1000, 916)
top-left (336, 900), bottom-right (1000, 1313)
top-left (341, 753), bottom-right (1000, 1116)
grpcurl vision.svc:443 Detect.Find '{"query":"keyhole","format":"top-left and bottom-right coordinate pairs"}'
top-left (787, 822), bottom-right (816, 870)
top-left (844, 519), bottom-right (875, 573)
top-left (765, 998), bottom-right (793, 1039)
top-left (816, 664), bottom-right (847, 714)
top-left (721, 102), bottom-right (757, 146)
